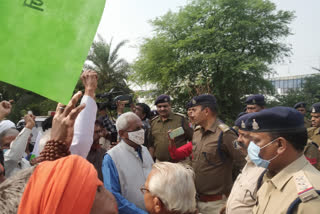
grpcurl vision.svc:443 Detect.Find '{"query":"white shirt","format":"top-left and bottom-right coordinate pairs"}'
top-left (226, 156), bottom-right (266, 214)
top-left (70, 95), bottom-right (97, 158)
top-left (4, 128), bottom-right (32, 177)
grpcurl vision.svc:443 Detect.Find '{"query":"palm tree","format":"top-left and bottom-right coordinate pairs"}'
top-left (85, 34), bottom-right (131, 94)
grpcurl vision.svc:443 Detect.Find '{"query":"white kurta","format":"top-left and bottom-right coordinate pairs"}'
top-left (4, 128), bottom-right (32, 177)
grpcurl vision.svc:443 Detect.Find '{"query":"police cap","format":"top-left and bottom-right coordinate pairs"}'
top-left (155, 94), bottom-right (171, 105)
top-left (293, 102), bottom-right (306, 109)
top-left (245, 107), bottom-right (305, 132)
top-left (234, 113), bottom-right (251, 130)
top-left (189, 94), bottom-right (217, 107)
top-left (311, 102), bottom-right (320, 113)
top-left (245, 94), bottom-right (265, 106)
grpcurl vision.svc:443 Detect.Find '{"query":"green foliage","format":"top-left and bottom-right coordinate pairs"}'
top-left (132, 0), bottom-right (294, 123)
top-left (0, 81), bottom-right (57, 123)
top-left (85, 35), bottom-right (132, 95)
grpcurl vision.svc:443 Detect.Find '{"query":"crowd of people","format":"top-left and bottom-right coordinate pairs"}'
top-left (0, 70), bottom-right (320, 214)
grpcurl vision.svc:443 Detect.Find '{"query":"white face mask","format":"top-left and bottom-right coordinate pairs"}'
top-left (127, 129), bottom-right (145, 145)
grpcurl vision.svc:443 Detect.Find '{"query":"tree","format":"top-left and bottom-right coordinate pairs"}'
top-left (0, 81), bottom-right (57, 123)
top-left (84, 35), bottom-right (132, 95)
top-left (133, 0), bottom-right (294, 123)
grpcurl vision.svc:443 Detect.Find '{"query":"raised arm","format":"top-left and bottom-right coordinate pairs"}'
top-left (70, 70), bottom-right (98, 158)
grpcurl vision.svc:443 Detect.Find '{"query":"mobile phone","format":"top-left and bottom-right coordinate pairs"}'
top-left (28, 110), bottom-right (33, 115)
top-left (169, 127), bottom-right (185, 139)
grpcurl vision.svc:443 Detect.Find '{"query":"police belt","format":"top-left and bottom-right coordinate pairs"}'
top-left (197, 194), bottom-right (223, 202)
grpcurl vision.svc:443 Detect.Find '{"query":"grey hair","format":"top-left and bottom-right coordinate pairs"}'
top-left (0, 128), bottom-right (19, 144)
top-left (148, 162), bottom-right (197, 214)
top-left (116, 112), bottom-right (141, 132)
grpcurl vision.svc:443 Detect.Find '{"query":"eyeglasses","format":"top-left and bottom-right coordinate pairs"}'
top-left (140, 185), bottom-right (150, 194)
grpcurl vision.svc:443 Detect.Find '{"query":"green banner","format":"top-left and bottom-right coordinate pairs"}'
top-left (0, 0), bottom-right (106, 104)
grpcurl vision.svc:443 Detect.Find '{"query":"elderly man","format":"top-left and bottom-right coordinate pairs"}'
top-left (245, 94), bottom-right (265, 113)
top-left (188, 94), bottom-right (246, 214)
top-left (1, 114), bottom-right (35, 177)
top-left (243, 107), bottom-right (320, 213)
top-left (102, 112), bottom-right (154, 214)
top-left (149, 94), bottom-right (193, 162)
top-left (294, 102), bottom-right (311, 128)
top-left (142, 162), bottom-right (197, 214)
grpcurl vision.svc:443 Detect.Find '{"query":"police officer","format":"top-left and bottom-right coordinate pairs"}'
top-left (243, 107), bottom-right (320, 213)
top-left (308, 102), bottom-right (320, 147)
top-left (245, 94), bottom-right (265, 113)
top-left (224, 113), bottom-right (266, 214)
top-left (188, 94), bottom-right (246, 214)
top-left (149, 95), bottom-right (193, 162)
top-left (294, 102), bottom-right (311, 128)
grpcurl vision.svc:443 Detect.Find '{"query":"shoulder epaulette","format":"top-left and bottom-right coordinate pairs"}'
top-left (194, 125), bottom-right (201, 131)
top-left (151, 115), bottom-right (160, 122)
top-left (293, 170), bottom-right (319, 202)
top-left (218, 123), bottom-right (230, 133)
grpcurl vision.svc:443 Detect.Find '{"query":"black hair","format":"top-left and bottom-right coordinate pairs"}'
top-left (42, 116), bottom-right (53, 132)
top-left (95, 119), bottom-right (104, 128)
top-left (136, 103), bottom-right (151, 119)
top-left (200, 103), bottom-right (218, 114)
top-left (268, 129), bottom-right (307, 152)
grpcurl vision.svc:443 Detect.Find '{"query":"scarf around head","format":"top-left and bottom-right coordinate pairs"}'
top-left (17, 155), bottom-right (102, 214)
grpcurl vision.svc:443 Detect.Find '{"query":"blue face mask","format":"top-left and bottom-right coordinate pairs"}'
top-left (247, 139), bottom-right (279, 168)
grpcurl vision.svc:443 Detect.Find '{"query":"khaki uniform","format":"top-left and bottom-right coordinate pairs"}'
top-left (252, 155), bottom-right (320, 214)
top-left (304, 117), bottom-right (312, 128)
top-left (304, 142), bottom-right (320, 171)
top-left (192, 120), bottom-right (246, 214)
top-left (308, 127), bottom-right (320, 146)
top-left (226, 157), bottom-right (266, 214)
top-left (149, 112), bottom-right (193, 162)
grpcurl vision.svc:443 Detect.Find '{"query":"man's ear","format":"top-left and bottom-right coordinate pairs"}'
top-left (153, 197), bottom-right (162, 213)
top-left (277, 137), bottom-right (287, 154)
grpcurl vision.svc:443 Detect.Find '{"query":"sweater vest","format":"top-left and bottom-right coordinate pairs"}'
top-left (107, 141), bottom-right (154, 210)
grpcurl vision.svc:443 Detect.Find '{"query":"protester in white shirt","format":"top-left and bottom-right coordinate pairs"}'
top-left (1, 114), bottom-right (35, 177)
top-left (70, 70), bottom-right (98, 158)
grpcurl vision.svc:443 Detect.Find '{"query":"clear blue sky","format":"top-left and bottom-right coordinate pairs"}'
top-left (96, 0), bottom-right (320, 77)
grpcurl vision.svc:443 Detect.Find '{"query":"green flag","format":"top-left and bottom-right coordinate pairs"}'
top-left (0, 0), bottom-right (106, 104)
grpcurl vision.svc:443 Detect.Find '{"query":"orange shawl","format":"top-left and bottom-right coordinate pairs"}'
top-left (18, 155), bottom-right (102, 214)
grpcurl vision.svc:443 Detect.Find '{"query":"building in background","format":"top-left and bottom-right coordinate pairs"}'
top-left (269, 74), bottom-right (314, 95)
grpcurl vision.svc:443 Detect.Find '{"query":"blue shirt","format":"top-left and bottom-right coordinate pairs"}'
top-left (102, 154), bottom-right (147, 214)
